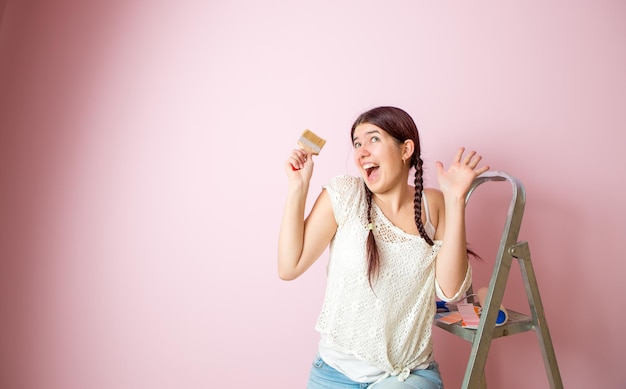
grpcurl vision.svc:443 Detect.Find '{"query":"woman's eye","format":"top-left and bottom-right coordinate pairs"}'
top-left (353, 142), bottom-right (361, 148)
top-left (371, 136), bottom-right (379, 143)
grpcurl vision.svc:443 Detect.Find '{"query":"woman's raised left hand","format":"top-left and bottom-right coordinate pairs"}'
top-left (436, 147), bottom-right (489, 200)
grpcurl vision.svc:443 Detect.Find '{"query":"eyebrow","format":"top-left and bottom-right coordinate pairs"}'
top-left (352, 129), bottom-right (381, 142)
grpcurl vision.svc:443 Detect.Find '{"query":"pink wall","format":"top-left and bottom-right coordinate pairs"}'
top-left (1, 1), bottom-right (624, 388)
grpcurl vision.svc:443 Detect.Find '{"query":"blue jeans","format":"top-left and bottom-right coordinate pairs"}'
top-left (307, 355), bottom-right (443, 389)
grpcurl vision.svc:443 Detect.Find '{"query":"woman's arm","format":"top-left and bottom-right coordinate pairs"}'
top-left (277, 150), bottom-right (337, 280)
top-left (433, 148), bottom-right (489, 298)
top-left (433, 192), bottom-right (470, 298)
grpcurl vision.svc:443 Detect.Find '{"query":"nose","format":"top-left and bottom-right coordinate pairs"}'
top-left (355, 144), bottom-right (370, 158)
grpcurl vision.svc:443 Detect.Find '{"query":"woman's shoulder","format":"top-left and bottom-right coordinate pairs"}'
top-left (324, 175), bottom-right (365, 208)
top-left (422, 187), bottom-right (444, 222)
top-left (423, 187), bottom-right (443, 201)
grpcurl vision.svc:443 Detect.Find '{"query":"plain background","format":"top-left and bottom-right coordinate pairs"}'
top-left (1, 1), bottom-right (624, 388)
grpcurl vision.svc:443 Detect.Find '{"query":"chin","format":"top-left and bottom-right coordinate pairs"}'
top-left (364, 179), bottom-right (382, 193)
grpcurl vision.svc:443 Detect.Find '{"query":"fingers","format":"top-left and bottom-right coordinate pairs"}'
top-left (475, 165), bottom-right (490, 175)
top-left (466, 153), bottom-right (481, 169)
top-left (457, 147), bottom-right (485, 171)
top-left (453, 147), bottom-right (465, 163)
top-left (287, 148), bottom-right (311, 170)
top-left (435, 160), bottom-right (444, 174)
top-left (462, 150), bottom-right (476, 165)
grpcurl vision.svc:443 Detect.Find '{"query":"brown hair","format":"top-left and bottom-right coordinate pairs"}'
top-left (351, 106), bottom-right (432, 286)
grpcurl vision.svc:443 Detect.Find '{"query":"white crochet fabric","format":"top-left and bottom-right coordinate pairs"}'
top-left (316, 175), bottom-right (471, 381)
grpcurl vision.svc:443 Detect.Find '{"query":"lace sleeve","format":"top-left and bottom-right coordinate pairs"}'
top-left (323, 175), bottom-right (362, 227)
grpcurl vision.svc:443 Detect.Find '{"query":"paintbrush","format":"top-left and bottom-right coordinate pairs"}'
top-left (292, 129), bottom-right (326, 170)
top-left (298, 129), bottom-right (326, 155)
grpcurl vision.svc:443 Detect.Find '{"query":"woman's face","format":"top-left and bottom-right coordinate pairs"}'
top-left (352, 123), bottom-right (405, 193)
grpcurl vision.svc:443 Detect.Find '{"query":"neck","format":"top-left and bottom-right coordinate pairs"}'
top-left (373, 184), bottom-right (414, 214)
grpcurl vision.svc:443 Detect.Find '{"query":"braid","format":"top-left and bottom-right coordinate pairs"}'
top-left (413, 156), bottom-right (434, 246)
top-left (364, 183), bottom-right (380, 287)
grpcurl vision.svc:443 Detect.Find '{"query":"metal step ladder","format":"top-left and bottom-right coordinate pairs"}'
top-left (434, 171), bottom-right (563, 389)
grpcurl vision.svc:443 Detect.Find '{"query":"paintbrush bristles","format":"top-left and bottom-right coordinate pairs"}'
top-left (298, 129), bottom-right (326, 155)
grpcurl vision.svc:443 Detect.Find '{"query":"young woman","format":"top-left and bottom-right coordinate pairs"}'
top-left (278, 106), bottom-right (489, 388)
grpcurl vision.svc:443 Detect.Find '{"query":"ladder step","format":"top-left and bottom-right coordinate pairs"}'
top-left (435, 310), bottom-right (534, 343)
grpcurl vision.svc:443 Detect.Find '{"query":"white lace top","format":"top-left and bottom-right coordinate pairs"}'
top-left (316, 175), bottom-right (472, 383)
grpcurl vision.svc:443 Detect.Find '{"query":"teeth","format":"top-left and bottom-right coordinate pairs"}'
top-left (363, 163), bottom-right (378, 169)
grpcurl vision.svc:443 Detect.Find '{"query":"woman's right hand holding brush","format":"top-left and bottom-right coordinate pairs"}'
top-left (285, 148), bottom-right (314, 186)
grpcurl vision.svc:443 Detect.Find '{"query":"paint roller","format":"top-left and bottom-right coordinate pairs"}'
top-left (476, 287), bottom-right (509, 326)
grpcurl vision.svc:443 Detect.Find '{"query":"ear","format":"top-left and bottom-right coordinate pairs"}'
top-left (402, 139), bottom-right (415, 161)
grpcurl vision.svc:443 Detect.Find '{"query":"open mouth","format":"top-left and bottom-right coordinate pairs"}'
top-left (363, 163), bottom-right (379, 178)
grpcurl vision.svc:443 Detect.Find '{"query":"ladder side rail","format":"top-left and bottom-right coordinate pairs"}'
top-left (462, 173), bottom-right (505, 305)
top-left (461, 172), bottom-right (526, 389)
top-left (462, 255), bottom-right (513, 388)
top-left (511, 242), bottom-right (564, 389)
